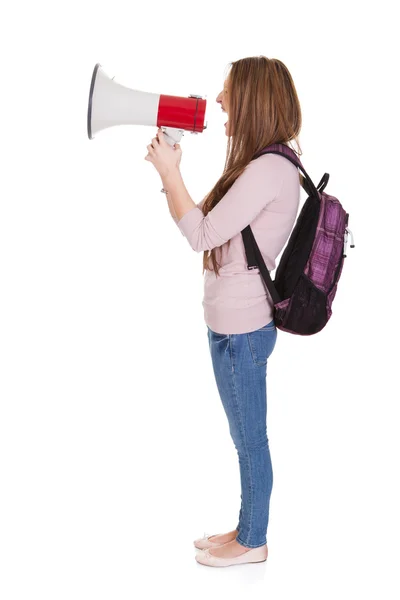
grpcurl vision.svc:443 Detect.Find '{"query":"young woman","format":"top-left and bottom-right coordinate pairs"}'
top-left (145, 55), bottom-right (302, 567)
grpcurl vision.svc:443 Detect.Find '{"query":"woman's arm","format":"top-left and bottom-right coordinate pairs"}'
top-left (165, 154), bottom-right (286, 252)
top-left (161, 168), bottom-right (197, 221)
top-left (161, 170), bottom-right (204, 223)
top-left (161, 177), bottom-right (179, 222)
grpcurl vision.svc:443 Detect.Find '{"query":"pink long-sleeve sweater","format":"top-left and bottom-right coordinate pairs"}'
top-left (173, 152), bottom-right (301, 334)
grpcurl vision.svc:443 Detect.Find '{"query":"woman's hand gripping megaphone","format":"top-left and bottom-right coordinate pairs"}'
top-left (145, 127), bottom-right (182, 179)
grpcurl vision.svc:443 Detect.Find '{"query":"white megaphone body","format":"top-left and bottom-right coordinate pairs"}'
top-left (87, 63), bottom-right (207, 146)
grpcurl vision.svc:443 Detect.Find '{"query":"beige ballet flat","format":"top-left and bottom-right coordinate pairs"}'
top-left (195, 544), bottom-right (268, 567)
top-left (193, 532), bottom-right (230, 550)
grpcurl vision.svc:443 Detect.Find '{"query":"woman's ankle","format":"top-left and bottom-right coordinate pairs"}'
top-left (209, 529), bottom-right (238, 542)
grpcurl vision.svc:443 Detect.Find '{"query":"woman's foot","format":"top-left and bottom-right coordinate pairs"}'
top-left (196, 541), bottom-right (268, 567)
top-left (207, 529), bottom-right (238, 546)
top-left (207, 538), bottom-right (253, 558)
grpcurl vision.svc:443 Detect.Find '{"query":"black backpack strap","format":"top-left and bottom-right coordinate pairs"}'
top-left (240, 143), bottom-right (324, 306)
top-left (316, 172), bottom-right (329, 192)
top-left (241, 225), bottom-right (281, 305)
top-left (252, 143), bottom-right (320, 199)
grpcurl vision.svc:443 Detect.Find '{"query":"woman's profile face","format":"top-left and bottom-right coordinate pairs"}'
top-left (216, 76), bottom-right (230, 136)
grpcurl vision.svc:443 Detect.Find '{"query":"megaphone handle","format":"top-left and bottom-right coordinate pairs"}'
top-left (160, 126), bottom-right (184, 146)
top-left (159, 127), bottom-right (184, 194)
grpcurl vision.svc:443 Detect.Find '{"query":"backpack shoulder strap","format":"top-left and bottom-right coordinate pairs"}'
top-left (241, 143), bottom-right (321, 306)
top-left (252, 143), bottom-right (319, 197)
top-left (242, 225), bottom-right (282, 304)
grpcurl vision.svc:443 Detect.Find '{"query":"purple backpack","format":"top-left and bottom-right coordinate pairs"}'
top-left (241, 143), bottom-right (355, 335)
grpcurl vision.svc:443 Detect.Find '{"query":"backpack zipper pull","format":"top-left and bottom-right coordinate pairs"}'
top-left (343, 228), bottom-right (355, 257)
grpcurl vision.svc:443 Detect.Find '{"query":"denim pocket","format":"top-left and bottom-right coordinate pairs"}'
top-left (247, 321), bottom-right (277, 366)
top-left (207, 327), bottom-right (230, 352)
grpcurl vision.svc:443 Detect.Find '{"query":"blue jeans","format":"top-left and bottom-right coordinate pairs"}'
top-left (207, 319), bottom-right (277, 548)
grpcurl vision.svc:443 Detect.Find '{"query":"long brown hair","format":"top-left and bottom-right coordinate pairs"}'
top-left (201, 56), bottom-right (304, 276)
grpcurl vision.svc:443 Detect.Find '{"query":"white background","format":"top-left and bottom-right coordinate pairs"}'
top-left (1, 1), bottom-right (399, 598)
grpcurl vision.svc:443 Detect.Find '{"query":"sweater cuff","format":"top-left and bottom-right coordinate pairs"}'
top-left (177, 206), bottom-right (204, 240)
top-left (170, 213), bottom-right (184, 234)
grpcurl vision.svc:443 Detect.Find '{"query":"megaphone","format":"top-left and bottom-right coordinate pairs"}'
top-left (87, 63), bottom-right (208, 146)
